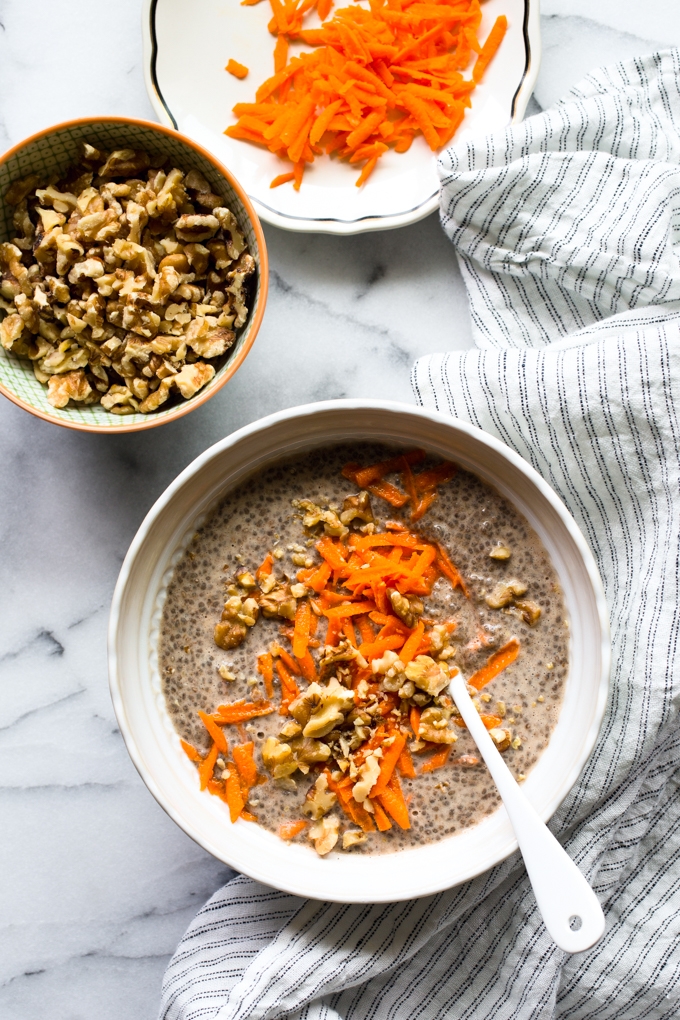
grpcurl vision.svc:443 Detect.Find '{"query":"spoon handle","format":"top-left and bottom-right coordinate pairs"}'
top-left (448, 672), bottom-right (605, 953)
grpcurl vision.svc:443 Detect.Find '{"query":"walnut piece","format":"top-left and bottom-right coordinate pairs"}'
top-left (489, 727), bottom-right (512, 751)
top-left (302, 773), bottom-right (337, 820)
top-left (342, 829), bottom-right (368, 850)
top-left (339, 491), bottom-right (374, 527)
top-left (289, 677), bottom-right (355, 739)
top-left (418, 706), bottom-right (458, 744)
top-left (308, 814), bottom-right (339, 856)
top-left (0, 143), bottom-right (255, 416)
top-left (388, 588), bottom-right (423, 629)
top-left (404, 655), bottom-right (450, 696)
top-left (489, 544), bottom-right (511, 560)
top-left (485, 579), bottom-right (528, 609)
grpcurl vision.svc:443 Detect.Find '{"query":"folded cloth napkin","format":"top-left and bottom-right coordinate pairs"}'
top-left (160, 50), bottom-right (680, 1020)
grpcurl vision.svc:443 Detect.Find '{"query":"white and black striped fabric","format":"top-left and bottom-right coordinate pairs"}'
top-left (160, 51), bottom-right (680, 1020)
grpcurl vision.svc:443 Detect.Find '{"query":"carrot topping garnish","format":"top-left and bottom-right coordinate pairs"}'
top-left (356, 614), bottom-right (376, 646)
top-left (293, 599), bottom-right (312, 659)
top-left (232, 741), bottom-right (259, 795)
top-left (415, 461), bottom-right (457, 492)
top-left (399, 620), bottom-right (425, 665)
top-left (454, 713), bottom-right (503, 731)
top-left (181, 739), bottom-right (202, 763)
top-left (467, 638), bottom-right (520, 690)
top-left (371, 731), bottom-right (407, 797)
top-left (279, 819), bottom-right (309, 840)
top-left (323, 600), bottom-right (377, 619)
top-left (367, 480), bottom-right (410, 507)
top-left (436, 543), bottom-right (469, 597)
top-left (271, 642), bottom-right (302, 676)
top-left (420, 745), bottom-right (451, 772)
top-left (377, 773), bottom-right (410, 829)
top-left (473, 15), bottom-right (508, 83)
top-left (397, 744), bottom-right (417, 778)
top-left (213, 700), bottom-right (275, 724)
top-left (198, 710), bottom-right (229, 754)
top-left (256, 552), bottom-right (274, 579)
top-left (226, 59), bottom-right (249, 79)
top-left (240, 810), bottom-right (258, 822)
top-left (359, 633), bottom-right (405, 659)
top-left (316, 536), bottom-right (348, 570)
top-left (410, 705), bottom-right (421, 737)
top-left (306, 561), bottom-right (332, 592)
top-left (198, 741), bottom-right (220, 791)
top-left (225, 761), bottom-right (246, 821)
top-left (371, 798), bottom-right (393, 831)
top-left (257, 652), bottom-right (275, 698)
top-left (296, 647), bottom-right (319, 683)
top-left (276, 658), bottom-right (300, 715)
top-left (327, 771), bottom-right (376, 831)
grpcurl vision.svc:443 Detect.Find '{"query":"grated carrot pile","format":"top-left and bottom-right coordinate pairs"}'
top-left (225, 0), bottom-right (507, 188)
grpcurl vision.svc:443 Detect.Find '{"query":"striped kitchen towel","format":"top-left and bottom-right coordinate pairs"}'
top-left (160, 51), bottom-right (680, 1020)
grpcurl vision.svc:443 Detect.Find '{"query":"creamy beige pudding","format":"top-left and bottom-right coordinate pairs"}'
top-left (158, 445), bottom-right (568, 856)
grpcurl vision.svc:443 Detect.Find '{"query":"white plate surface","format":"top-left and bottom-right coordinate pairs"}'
top-left (143, 0), bottom-right (540, 233)
top-left (109, 400), bottom-right (610, 903)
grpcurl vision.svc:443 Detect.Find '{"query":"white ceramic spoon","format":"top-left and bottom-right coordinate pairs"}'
top-left (448, 671), bottom-right (606, 953)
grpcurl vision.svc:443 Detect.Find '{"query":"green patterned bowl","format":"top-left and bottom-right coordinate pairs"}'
top-left (0, 117), bottom-right (268, 433)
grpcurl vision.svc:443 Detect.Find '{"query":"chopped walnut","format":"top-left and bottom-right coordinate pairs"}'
top-left (418, 706), bottom-right (458, 744)
top-left (302, 773), bottom-right (337, 820)
top-left (262, 737), bottom-right (299, 779)
top-left (289, 677), bottom-right (355, 738)
top-left (512, 599), bottom-right (542, 626)
top-left (213, 594), bottom-right (259, 650)
top-left (489, 727), bottom-right (512, 751)
top-left (293, 498), bottom-right (349, 539)
top-left (387, 588), bottom-right (423, 629)
top-left (258, 581), bottom-right (297, 620)
top-left (339, 491), bottom-right (375, 527)
top-left (485, 579), bottom-right (528, 609)
top-left (0, 142), bottom-right (255, 416)
top-left (489, 544), bottom-right (511, 560)
top-left (404, 655), bottom-right (450, 696)
top-left (351, 751), bottom-right (382, 802)
top-left (308, 814), bottom-right (339, 856)
top-left (342, 829), bottom-right (367, 850)
top-left (46, 369), bottom-right (93, 408)
top-left (318, 640), bottom-right (368, 680)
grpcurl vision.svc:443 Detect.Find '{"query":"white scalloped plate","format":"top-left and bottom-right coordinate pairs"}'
top-left (142, 0), bottom-right (540, 234)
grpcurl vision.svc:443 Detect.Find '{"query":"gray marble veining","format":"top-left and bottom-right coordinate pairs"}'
top-left (1, 1), bottom-right (679, 1016)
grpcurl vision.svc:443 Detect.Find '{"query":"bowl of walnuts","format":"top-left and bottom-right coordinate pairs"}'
top-left (0, 117), bottom-right (268, 432)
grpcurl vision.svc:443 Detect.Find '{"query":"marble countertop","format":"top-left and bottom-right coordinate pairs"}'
top-left (1, 2), bottom-right (679, 1017)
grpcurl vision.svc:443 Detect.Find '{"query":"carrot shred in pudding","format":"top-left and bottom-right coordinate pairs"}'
top-left (225, 0), bottom-right (508, 188)
top-left (177, 449), bottom-right (539, 857)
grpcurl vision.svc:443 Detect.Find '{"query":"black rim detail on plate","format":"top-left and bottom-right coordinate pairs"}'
top-left (149, 0), bottom-right (533, 225)
top-left (149, 0), bottom-right (179, 130)
top-left (511, 0), bottom-right (532, 119)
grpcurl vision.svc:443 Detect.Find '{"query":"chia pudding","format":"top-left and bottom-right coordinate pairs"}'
top-left (158, 444), bottom-right (568, 855)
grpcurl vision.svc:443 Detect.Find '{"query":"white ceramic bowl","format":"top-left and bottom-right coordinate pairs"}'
top-left (108, 400), bottom-right (610, 902)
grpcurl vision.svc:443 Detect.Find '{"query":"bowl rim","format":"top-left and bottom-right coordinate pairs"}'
top-left (108, 398), bottom-right (611, 901)
top-left (0, 115), bottom-right (269, 434)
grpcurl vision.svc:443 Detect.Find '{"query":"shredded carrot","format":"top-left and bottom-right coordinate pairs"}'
top-left (181, 739), bottom-right (202, 762)
top-left (228, 3), bottom-right (507, 188)
top-left (377, 773), bottom-right (410, 829)
top-left (359, 633), bottom-right (405, 660)
top-left (371, 798), bottom-right (393, 831)
top-left (270, 172), bottom-right (296, 188)
top-left (367, 480), bottom-right (410, 507)
top-left (226, 59), bottom-right (249, 79)
top-left (256, 552), bottom-right (274, 579)
top-left (436, 543), bottom-right (469, 597)
top-left (421, 745), bottom-right (451, 772)
top-left (198, 742), bottom-right (219, 791)
top-left (225, 761), bottom-right (246, 821)
top-left (410, 705), bottom-right (421, 737)
top-left (473, 15), bottom-right (508, 82)
top-left (323, 600), bottom-right (376, 619)
top-left (316, 536), bottom-right (347, 570)
top-left (279, 819), bottom-right (309, 840)
top-left (399, 620), bottom-right (425, 665)
top-left (468, 637), bottom-right (520, 690)
top-left (455, 713), bottom-right (503, 730)
top-left (296, 647), bottom-right (318, 682)
top-left (306, 561), bottom-right (332, 592)
top-left (293, 599), bottom-right (312, 659)
top-left (232, 741), bottom-right (258, 794)
top-left (371, 731), bottom-right (406, 796)
top-left (257, 652), bottom-right (275, 698)
top-left (213, 700), bottom-right (275, 724)
top-left (198, 710), bottom-right (229, 754)
top-left (276, 658), bottom-right (300, 714)
top-left (397, 744), bottom-right (417, 778)
top-left (271, 642), bottom-right (301, 675)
